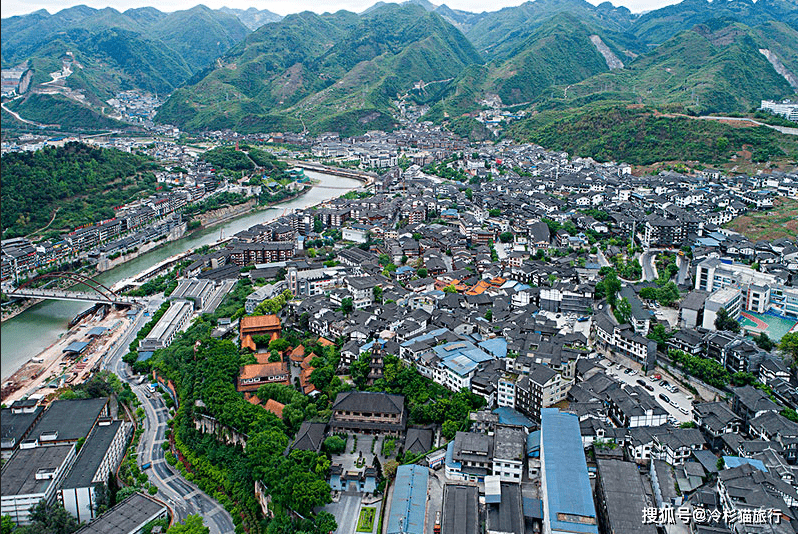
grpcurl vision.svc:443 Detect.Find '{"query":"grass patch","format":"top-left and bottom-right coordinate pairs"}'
top-left (357, 507), bottom-right (377, 533)
top-left (725, 197), bottom-right (798, 241)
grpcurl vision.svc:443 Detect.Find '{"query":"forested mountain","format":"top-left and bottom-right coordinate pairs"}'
top-left (218, 7), bottom-right (283, 30)
top-left (3, 0), bottom-right (798, 136)
top-left (630, 0), bottom-right (798, 45)
top-left (423, 13), bottom-right (632, 119)
top-left (539, 20), bottom-right (798, 114)
top-left (463, 0), bottom-right (637, 60)
top-left (156, 3), bottom-right (481, 134)
top-left (1, 5), bottom-right (250, 115)
top-left (1, 142), bottom-right (158, 239)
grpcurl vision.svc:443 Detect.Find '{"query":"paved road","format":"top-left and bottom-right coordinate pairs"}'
top-left (103, 298), bottom-right (235, 534)
top-left (641, 250), bottom-right (658, 281)
top-left (325, 493), bottom-right (362, 534)
top-left (596, 248), bottom-right (611, 268)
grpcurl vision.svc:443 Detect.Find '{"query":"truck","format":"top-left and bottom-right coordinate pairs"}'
top-left (142, 462), bottom-right (152, 470)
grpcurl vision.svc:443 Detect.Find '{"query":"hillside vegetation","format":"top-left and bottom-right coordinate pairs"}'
top-left (1, 142), bottom-right (159, 239)
top-left (1, 5), bottom-right (250, 122)
top-left (156, 4), bottom-right (482, 135)
top-left (6, 94), bottom-right (125, 130)
top-left (506, 104), bottom-right (798, 165)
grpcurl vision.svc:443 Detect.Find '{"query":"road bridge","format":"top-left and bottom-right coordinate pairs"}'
top-left (7, 287), bottom-right (140, 305)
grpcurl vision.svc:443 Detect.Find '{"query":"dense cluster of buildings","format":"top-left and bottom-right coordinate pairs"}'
top-left (185, 143), bottom-right (798, 534)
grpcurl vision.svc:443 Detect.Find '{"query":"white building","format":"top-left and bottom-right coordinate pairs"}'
top-left (1, 444), bottom-right (76, 525)
top-left (702, 286), bottom-right (743, 330)
top-left (60, 420), bottom-right (131, 523)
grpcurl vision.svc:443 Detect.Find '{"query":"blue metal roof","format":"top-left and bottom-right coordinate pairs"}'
top-left (527, 430), bottom-right (540, 457)
top-left (400, 328), bottom-right (449, 347)
top-left (443, 354), bottom-right (478, 376)
top-left (494, 407), bottom-right (536, 429)
top-left (722, 456), bottom-right (768, 472)
top-left (136, 351), bottom-right (155, 362)
top-left (478, 337), bottom-right (507, 359)
top-left (387, 465), bottom-right (429, 534)
top-left (541, 408), bottom-right (598, 534)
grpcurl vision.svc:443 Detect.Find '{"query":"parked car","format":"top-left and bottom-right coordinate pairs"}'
top-left (653, 374), bottom-right (662, 380)
top-left (670, 400), bottom-right (679, 408)
top-left (659, 393), bottom-right (671, 403)
top-left (679, 406), bottom-right (689, 415)
top-left (645, 385), bottom-right (655, 392)
top-left (636, 379), bottom-right (647, 387)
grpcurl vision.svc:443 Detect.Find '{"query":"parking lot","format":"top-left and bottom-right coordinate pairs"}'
top-left (598, 358), bottom-right (694, 424)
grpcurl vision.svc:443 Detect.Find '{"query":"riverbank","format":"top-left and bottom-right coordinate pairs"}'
top-left (1, 306), bottom-right (131, 403)
top-left (1, 298), bottom-right (44, 322)
top-left (2, 170), bottom-right (363, 381)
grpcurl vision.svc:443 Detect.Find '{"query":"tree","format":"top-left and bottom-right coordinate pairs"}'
top-left (383, 460), bottom-right (400, 479)
top-left (603, 271), bottom-right (621, 307)
top-left (269, 338), bottom-right (290, 353)
top-left (639, 287), bottom-right (658, 301)
top-left (646, 324), bottom-right (672, 353)
top-left (2, 516), bottom-right (13, 534)
top-left (167, 515), bottom-right (209, 534)
top-left (499, 232), bottom-right (513, 243)
top-left (373, 286), bottom-right (383, 303)
top-left (488, 209), bottom-right (501, 217)
top-left (465, 188), bottom-right (473, 200)
top-left (679, 421), bottom-right (697, 428)
top-left (340, 297), bottom-right (354, 314)
top-left (715, 307), bottom-right (740, 333)
top-left (730, 372), bottom-right (758, 387)
top-left (417, 268), bottom-right (428, 279)
top-left (19, 500), bottom-right (79, 534)
top-left (614, 297), bottom-right (632, 324)
top-left (754, 332), bottom-right (775, 351)
top-left (779, 332), bottom-right (798, 362)
top-left (412, 233), bottom-right (422, 241)
top-left (484, 309), bottom-right (493, 321)
top-left (443, 284), bottom-right (457, 293)
top-left (442, 420), bottom-right (459, 440)
top-left (323, 435), bottom-right (347, 454)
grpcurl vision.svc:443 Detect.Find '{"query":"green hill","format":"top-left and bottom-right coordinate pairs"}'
top-left (506, 103), bottom-right (798, 165)
top-left (423, 13), bottom-right (628, 119)
top-left (464, 0), bottom-right (638, 60)
top-left (1, 5), bottom-right (251, 127)
top-left (630, 0), bottom-right (798, 45)
top-left (5, 93), bottom-right (126, 130)
top-left (544, 21), bottom-right (798, 115)
top-left (156, 4), bottom-right (482, 135)
top-left (1, 142), bottom-right (159, 239)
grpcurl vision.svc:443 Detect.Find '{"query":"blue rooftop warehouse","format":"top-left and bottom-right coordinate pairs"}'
top-left (541, 408), bottom-right (598, 534)
top-left (387, 464), bottom-right (428, 534)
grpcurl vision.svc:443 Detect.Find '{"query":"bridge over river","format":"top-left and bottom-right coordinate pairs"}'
top-left (7, 287), bottom-right (141, 306)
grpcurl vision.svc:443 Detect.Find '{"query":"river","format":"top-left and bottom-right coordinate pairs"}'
top-left (1, 171), bottom-right (362, 381)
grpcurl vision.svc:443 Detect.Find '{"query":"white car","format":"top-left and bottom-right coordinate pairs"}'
top-left (678, 406), bottom-right (689, 415)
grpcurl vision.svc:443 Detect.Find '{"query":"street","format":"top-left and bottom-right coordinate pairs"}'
top-left (641, 250), bottom-right (658, 281)
top-left (103, 298), bottom-right (235, 534)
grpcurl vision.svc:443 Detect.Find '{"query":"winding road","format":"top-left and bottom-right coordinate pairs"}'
top-left (103, 298), bottom-right (235, 533)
